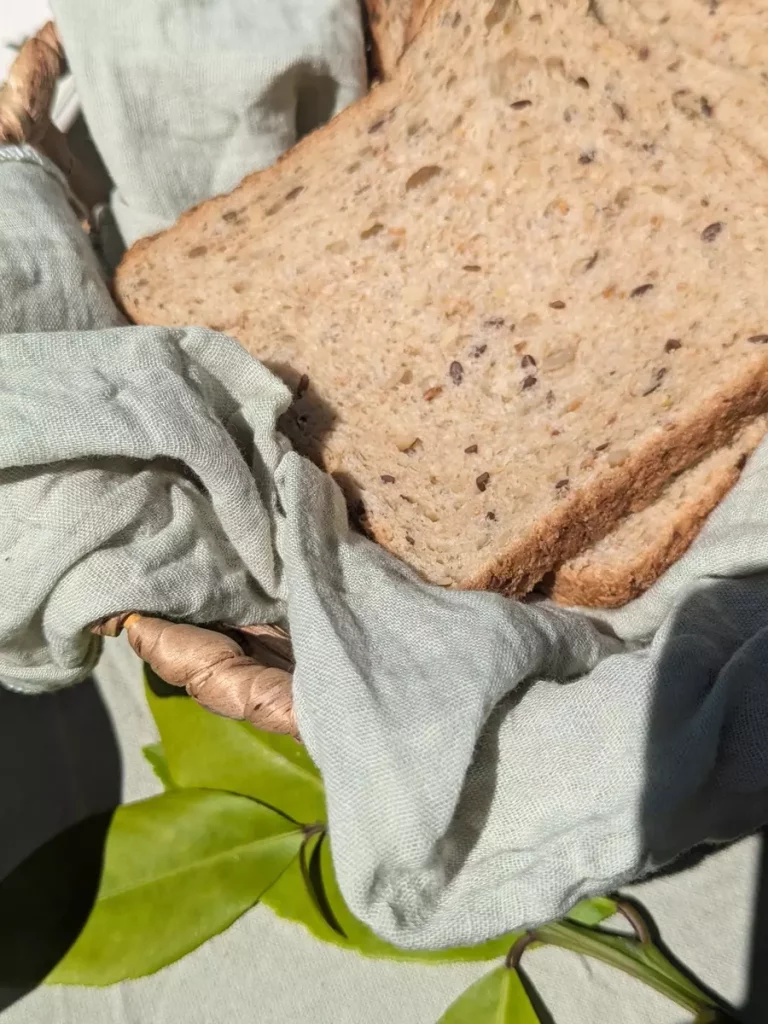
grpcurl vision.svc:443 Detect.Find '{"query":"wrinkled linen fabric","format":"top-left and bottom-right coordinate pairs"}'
top-left (51, 0), bottom-right (367, 245)
top-left (3, 144), bottom-right (768, 950)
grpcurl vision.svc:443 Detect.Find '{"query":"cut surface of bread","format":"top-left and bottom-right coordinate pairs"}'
top-left (115, 0), bottom-right (768, 596)
top-left (365, 0), bottom-right (412, 78)
top-left (592, 0), bottom-right (768, 163)
top-left (366, 0), bottom-right (434, 78)
top-left (407, 0), bottom-right (435, 48)
top-left (549, 416), bottom-right (768, 607)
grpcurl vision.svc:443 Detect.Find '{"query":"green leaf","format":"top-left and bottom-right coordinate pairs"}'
top-left (437, 967), bottom-right (542, 1023)
top-left (144, 668), bottom-right (325, 825)
top-left (48, 789), bottom-right (303, 985)
top-left (264, 831), bottom-right (519, 963)
top-left (565, 896), bottom-right (618, 927)
top-left (263, 831), bottom-right (351, 950)
top-left (142, 743), bottom-right (176, 790)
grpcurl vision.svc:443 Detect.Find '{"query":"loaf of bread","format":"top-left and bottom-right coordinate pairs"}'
top-left (115, 0), bottom-right (768, 598)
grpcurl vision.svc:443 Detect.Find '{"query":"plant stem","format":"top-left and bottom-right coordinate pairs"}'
top-left (615, 898), bottom-right (651, 944)
top-left (537, 921), bottom-right (718, 1017)
top-left (505, 931), bottom-right (538, 970)
top-left (302, 822), bottom-right (325, 839)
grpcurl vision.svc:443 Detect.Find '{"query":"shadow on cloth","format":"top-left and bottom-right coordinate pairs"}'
top-left (0, 678), bottom-right (121, 1013)
top-left (639, 580), bottom-right (768, 1023)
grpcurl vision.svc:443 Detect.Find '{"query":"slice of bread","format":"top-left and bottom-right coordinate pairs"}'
top-left (114, 0), bottom-right (768, 597)
top-left (366, 0), bottom-right (434, 78)
top-left (366, 0), bottom-right (412, 78)
top-left (549, 416), bottom-right (767, 607)
top-left (407, 0), bottom-right (435, 50)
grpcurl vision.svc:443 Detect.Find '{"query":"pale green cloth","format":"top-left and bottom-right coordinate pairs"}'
top-left (3, 0), bottom-right (768, 955)
top-left (52, 0), bottom-right (367, 244)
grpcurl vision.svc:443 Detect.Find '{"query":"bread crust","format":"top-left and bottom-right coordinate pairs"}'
top-left (548, 447), bottom-right (752, 607)
top-left (462, 368), bottom-right (768, 597)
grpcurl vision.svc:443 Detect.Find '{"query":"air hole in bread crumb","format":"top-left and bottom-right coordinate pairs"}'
top-left (188, 246), bottom-right (207, 258)
top-left (485, 0), bottom-right (511, 30)
top-left (406, 165), bottom-right (442, 190)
